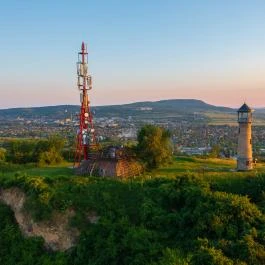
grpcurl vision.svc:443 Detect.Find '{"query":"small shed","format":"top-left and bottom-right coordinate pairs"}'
top-left (75, 146), bottom-right (143, 178)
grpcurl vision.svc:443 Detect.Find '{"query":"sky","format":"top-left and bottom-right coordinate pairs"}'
top-left (1, 0), bottom-right (265, 109)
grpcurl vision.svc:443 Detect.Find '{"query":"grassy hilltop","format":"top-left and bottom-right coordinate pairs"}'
top-left (0, 157), bottom-right (265, 265)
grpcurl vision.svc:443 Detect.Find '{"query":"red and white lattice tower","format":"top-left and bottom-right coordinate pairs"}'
top-left (74, 42), bottom-right (97, 167)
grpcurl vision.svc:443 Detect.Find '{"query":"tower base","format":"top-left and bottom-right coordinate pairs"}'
top-left (237, 157), bottom-right (253, 171)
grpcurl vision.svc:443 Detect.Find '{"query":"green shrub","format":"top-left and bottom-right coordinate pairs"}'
top-left (0, 165), bottom-right (265, 264)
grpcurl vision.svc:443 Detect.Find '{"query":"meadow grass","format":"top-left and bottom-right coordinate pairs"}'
top-left (0, 162), bottom-right (74, 179)
top-left (1, 156), bottom-right (265, 187)
top-left (152, 156), bottom-right (236, 177)
top-left (25, 165), bottom-right (73, 178)
top-left (147, 156), bottom-right (265, 190)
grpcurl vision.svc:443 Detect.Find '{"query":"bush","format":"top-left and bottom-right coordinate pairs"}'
top-left (0, 202), bottom-right (68, 264)
top-left (0, 168), bottom-right (265, 264)
top-left (38, 147), bottom-right (63, 166)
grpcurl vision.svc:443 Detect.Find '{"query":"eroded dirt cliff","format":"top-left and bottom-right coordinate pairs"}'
top-left (0, 187), bottom-right (80, 251)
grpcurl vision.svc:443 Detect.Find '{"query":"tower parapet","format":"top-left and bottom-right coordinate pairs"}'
top-left (237, 103), bottom-right (253, 171)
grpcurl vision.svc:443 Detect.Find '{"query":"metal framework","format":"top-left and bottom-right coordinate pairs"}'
top-left (74, 42), bottom-right (97, 167)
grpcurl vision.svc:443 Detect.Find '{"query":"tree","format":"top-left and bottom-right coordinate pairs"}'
top-left (38, 135), bottom-right (65, 166)
top-left (137, 125), bottom-right (173, 169)
top-left (5, 140), bottom-right (36, 163)
top-left (47, 135), bottom-right (65, 151)
top-left (3, 135), bottom-right (66, 165)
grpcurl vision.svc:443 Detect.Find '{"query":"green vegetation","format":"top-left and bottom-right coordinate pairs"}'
top-left (1, 135), bottom-right (65, 165)
top-left (0, 156), bottom-right (265, 264)
top-left (0, 203), bottom-right (67, 265)
top-left (137, 125), bottom-right (173, 169)
top-left (0, 147), bottom-right (6, 161)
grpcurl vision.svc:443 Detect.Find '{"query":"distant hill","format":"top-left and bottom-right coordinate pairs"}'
top-left (255, 108), bottom-right (265, 114)
top-left (101, 99), bottom-right (233, 113)
top-left (0, 105), bottom-right (80, 119)
top-left (0, 99), bottom-right (235, 122)
top-left (0, 99), bottom-right (265, 125)
top-left (122, 99), bottom-right (232, 111)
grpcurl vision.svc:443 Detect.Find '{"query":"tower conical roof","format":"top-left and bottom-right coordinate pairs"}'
top-left (237, 103), bottom-right (252, 112)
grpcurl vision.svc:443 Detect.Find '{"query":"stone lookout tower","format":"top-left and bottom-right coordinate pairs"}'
top-left (237, 103), bottom-right (253, 171)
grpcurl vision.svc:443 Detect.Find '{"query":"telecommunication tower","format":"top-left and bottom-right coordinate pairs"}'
top-left (74, 42), bottom-right (97, 167)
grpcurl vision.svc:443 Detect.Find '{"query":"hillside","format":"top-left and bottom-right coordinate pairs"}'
top-left (2, 99), bottom-right (265, 125)
top-left (0, 157), bottom-right (265, 264)
top-left (0, 99), bottom-right (234, 120)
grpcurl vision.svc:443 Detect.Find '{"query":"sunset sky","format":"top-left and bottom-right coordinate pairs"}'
top-left (1, 0), bottom-right (265, 108)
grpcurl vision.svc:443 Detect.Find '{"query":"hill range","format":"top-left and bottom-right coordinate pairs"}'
top-left (0, 99), bottom-right (265, 125)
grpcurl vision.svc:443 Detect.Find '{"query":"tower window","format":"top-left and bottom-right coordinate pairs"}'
top-left (250, 139), bottom-right (252, 145)
top-left (238, 128), bottom-right (240, 134)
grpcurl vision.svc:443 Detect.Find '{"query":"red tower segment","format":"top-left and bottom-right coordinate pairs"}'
top-left (74, 42), bottom-right (97, 166)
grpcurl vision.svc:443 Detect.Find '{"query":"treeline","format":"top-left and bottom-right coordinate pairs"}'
top-left (0, 136), bottom-right (66, 165)
top-left (0, 124), bottom-right (174, 171)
